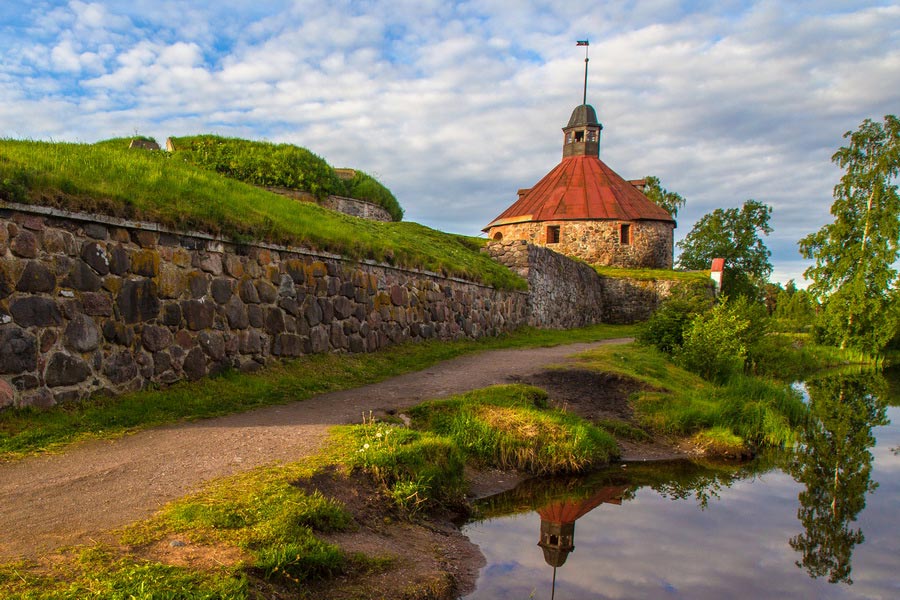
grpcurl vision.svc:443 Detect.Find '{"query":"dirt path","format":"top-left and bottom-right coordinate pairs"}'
top-left (0, 339), bottom-right (629, 560)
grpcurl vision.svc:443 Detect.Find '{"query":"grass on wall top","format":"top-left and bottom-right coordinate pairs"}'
top-left (168, 135), bottom-right (404, 221)
top-left (593, 265), bottom-right (712, 283)
top-left (0, 139), bottom-right (522, 290)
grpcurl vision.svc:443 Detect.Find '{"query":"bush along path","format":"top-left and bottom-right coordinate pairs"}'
top-left (0, 338), bottom-right (630, 561)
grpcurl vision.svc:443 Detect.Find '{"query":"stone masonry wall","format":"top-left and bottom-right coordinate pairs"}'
top-left (265, 187), bottom-right (394, 222)
top-left (487, 219), bottom-right (674, 269)
top-left (319, 195), bottom-right (393, 222)
top-left (485, 240), bottom-right (605, 329)
top-left (0, 204), bottom-right (527, 409)
top-left (485, 240), bottom-right (707, 327)
top-left (599, 277), bottom-right (682, 324)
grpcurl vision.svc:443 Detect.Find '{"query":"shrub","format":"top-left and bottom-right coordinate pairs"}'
top-left (170, 135), bottom-right (343, 199)
top-left (339, 170), bottom-right (404, 221)
top-left (676, 297), bottom-right (765, 382)
top-left (638, 281), bottom-right (713, 354)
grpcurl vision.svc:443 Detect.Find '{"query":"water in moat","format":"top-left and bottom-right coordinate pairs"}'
top-left (461, 369), bottom-right (900, 599)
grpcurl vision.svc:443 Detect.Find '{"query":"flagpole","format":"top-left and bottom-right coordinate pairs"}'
top-left (577, 40), bottom-right (590, 105)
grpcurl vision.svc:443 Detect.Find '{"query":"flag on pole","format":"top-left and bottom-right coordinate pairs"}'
top-left (576, 40), bottom-right (589, 46)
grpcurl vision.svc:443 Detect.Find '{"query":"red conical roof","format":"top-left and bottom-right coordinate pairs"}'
top-left (485, 155), bottom-right (674, 229)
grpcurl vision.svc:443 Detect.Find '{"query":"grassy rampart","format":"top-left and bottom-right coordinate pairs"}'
top-left (0, 139), bottom-right (515, 288)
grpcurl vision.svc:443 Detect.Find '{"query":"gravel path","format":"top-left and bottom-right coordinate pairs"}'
top-left (0, 339), bottom-right (627, 560)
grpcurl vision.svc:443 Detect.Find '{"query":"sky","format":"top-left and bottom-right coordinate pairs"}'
top-left (1, 1), bottom-right (898, 285)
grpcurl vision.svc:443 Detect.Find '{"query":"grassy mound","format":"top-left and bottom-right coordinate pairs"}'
top-left (408, 384), bottom-right (619, 474)
top-left (168, 135), bottom-right (403, 221)
top-left (0, 139), bottom-right (518, 288)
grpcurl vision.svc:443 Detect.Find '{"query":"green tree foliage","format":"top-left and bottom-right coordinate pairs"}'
top-left (640, 287), bottom-right (772, 382)
top-left (642, 175), bottom-right (686, 218)
top-left (799, 115), bottom-right (900, 355)
top-left (677, 199), bottom-right (773, 298)
top-left (638, 282), bottom-right (713, 354)
top-left (772, 280), bottom-right (818, 332)
top-left (790, 372), bottom-right (888, 584)
top-left (675, 296), bottom-right (768, 382)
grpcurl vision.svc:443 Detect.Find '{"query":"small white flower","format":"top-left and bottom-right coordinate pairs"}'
top-left (363, 443), bottom-right (370, 450)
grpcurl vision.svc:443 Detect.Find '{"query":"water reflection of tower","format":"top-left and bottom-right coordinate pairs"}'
top-left (536, 484), bottom-right (629, 598)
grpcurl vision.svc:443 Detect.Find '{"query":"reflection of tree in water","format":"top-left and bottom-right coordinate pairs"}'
top-left (789, 372), bottom-right (888, 585)
top-left (649, 451), bottom-right (790, 509)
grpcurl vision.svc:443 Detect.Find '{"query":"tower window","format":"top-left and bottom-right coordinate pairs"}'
top-left (492, 231), bottom-right (503, 241)
top-left (574, 130), bottom-right (584, 142)
top-left (546, 225), bottom-right (560, 244)
top-left (619, 223), bottom-right (631, 245)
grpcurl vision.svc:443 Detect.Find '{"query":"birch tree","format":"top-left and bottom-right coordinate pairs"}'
top-left (799, 115), bottom-right (900, 354)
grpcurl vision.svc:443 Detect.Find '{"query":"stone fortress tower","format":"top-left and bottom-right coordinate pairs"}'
top-left (483, 75), bottom-right (675, 269)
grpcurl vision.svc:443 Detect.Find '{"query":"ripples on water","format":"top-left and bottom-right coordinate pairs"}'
top-left (462, 370), bottom-right (900, 600)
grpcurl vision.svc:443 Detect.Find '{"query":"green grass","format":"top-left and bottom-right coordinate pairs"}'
top-left (0, 549), bottom-right (246, 599)
top-left (593, 265), bottom-right (711, 282)
top-left (577, 343), bottom-right (808, 449)
top-left (156, 466), bottom-right (352, 586)
top-left (341, 422), bottom-right (467, 513)
top-left (0, 323), bottom-right (637, 460)
top-left (595, 418), bottom-right (651, 441)
top-left (0, 139), bottom-right (518, 289)
top-left (691, 426), bottom-right (748, 457)
top-left (408, 385), bottom-right (619, 474)
top-left (167, 135), bottom-right (403, 221)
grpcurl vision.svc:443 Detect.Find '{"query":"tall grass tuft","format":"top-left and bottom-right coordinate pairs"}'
top-left (409, 385), bottom-right (619, 475)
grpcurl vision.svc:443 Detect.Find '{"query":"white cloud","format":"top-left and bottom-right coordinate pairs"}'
top-left (50, 39), bottom-right (83, 72)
